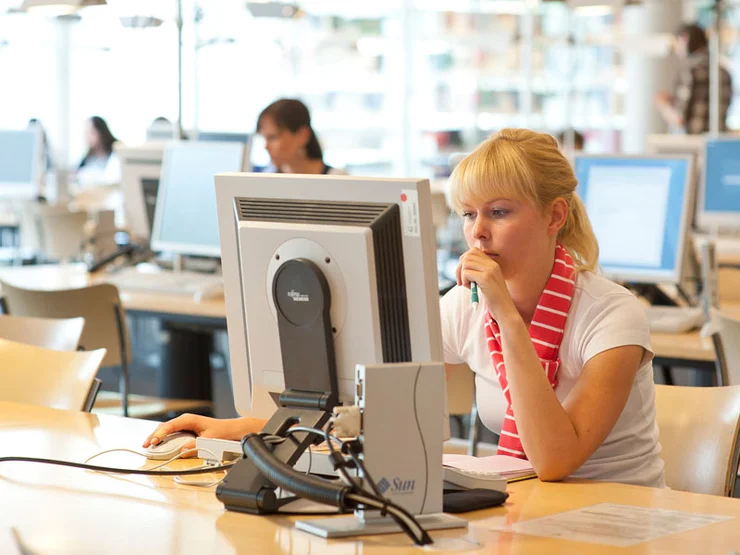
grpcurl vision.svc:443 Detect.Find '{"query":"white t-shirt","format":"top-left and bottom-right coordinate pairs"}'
top-left (440, 271), bottom-right (666, 488)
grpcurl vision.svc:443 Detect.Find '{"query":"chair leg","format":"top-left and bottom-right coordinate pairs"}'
top-left (83, 378), bottom-right (102, 413)
top-left (467, 400), bottom-right (480, 457)
top-left (113, 303), bottom-right (130, 417)
top-left (120, 361), bottom-right (129, 417)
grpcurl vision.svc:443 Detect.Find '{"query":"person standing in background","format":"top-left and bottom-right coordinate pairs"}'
top-left (655, 23), bottom-right (733, 134)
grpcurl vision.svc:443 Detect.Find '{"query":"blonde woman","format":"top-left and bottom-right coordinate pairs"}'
top-left (444, 128), bottom-right (664, 486)
top-left (143, 129), bottom-right (665, 489)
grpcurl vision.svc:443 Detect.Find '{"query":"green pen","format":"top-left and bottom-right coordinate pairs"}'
top-left (471, 282), bottom-right (479, 308)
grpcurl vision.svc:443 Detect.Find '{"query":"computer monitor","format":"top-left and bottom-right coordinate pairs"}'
top-left (195, 131), bottom-right (251, 145)
top-left (151, 141), bottom-right (250, 257)
top-left (646, 134), bottom-right (706, 159)
top-left (0, 128), bottom-right (43, 200)
top-left (697, 136), bottom-right (740, 232)
top-left (117, 143), bottom-right (165, 241)
top-left (214, 173), bottom-right (443, 419)
top-left (575, 154), bottom-right (695, 284)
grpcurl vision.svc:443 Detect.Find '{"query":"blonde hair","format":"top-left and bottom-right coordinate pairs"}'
top-left (449, 128), bottom-right (598, 273)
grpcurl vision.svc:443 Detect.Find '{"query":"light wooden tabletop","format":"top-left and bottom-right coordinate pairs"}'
top-left (2, 401), bottom-right (740, 554)
top-left (0, 263), bottom-right (227, 320)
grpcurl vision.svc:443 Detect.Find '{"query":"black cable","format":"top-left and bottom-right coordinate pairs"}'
top-left (253, 424), bottom-right (433, 546)
top-left (241, 434), bottom-right (351, 510)
top-left (322, 423), bottom-right (364, 491)
top-left (0, 456), bottom-right (234, 475)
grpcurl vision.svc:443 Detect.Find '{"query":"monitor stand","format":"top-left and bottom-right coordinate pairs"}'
top-left (217, 257), bottom-right (340, 515)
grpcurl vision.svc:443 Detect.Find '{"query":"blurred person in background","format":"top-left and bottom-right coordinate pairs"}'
top-left (256, 98), bottom-right (347, 175)
top-left (76, 116), bottom-right (122, 187)
top-left (655, 23), bottom-right (733, 134)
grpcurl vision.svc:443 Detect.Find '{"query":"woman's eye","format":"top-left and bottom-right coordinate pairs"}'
top-left (462, 212), bottom-right (474, 219)
top-left (491, 209), bottom-right (508, 217)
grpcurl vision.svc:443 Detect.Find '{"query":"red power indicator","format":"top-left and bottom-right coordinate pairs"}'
top-left (400, 193), bottom-right (408, 202)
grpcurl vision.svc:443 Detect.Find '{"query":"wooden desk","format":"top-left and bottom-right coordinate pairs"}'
top-left (0, 264), bottom-right (737, 374)
top-left (2, 402), bottom-right (740, 554)
top-left (0, 263), bottom-right (227, 324)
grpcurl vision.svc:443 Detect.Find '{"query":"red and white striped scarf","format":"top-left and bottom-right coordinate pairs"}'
top-left (484, 244), bottom-right (575, 460)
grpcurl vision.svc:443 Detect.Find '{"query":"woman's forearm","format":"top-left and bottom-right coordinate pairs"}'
top-left (497, 310), bottom-right (582, 480)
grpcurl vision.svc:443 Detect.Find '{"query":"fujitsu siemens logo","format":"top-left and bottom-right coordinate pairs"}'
top-left (287, 290), bottom-right (310, 302)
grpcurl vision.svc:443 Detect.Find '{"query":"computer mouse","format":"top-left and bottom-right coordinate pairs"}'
top-left (144, 431), bottom-right (198, 460)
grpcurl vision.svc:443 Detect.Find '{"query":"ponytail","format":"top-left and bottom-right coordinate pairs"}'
top-left (305, 128), bottom-right (323, 161)
top-left (559, 194), bottom-right (599, 272)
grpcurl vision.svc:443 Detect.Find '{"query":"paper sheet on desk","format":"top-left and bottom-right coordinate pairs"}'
top-left (442, 454), bottom-right (535, 479)
top-left (488, 503), bottom-right (732, 547)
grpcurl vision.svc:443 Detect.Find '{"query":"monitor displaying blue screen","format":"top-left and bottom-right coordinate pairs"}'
top-left (151, 142), bottom-right (248, 257)
top-left (700, 138), bottom-right (740, 229)
top-left (575, 155), bottom-right (693, 283)
top-left (0, 129), bottom-right (40, 199)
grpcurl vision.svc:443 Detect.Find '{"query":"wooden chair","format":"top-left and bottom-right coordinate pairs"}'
top-left (0, 281), bottom-right (133, 416)
top-left (0, 314), bottom-right (84, 352)
top-left (711, 308), bottom-right (740, 386)
top-left (0, 337), bottom-right (106, 411)
top-left (443, 363), bottom-right (497, 457)
top-left (35, 204), bottom-right (88, 262)
top-left (655, 384), bottom-right (740, 497)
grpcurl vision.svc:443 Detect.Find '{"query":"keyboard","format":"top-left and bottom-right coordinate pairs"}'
top-left (107, 267), bottom-right (224, 301)
top-left (645, 306), bottom-right (705, 333)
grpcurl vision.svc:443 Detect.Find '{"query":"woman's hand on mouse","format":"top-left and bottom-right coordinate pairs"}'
top-left (143, 414), bottom-right (266, 457)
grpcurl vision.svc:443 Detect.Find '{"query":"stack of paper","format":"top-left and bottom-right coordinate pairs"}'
top-left (443, 454), bottom-right (536, 481)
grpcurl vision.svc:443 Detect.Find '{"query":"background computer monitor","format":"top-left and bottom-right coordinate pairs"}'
top-left (194, 131), bottom-right (251, 144)
top-left (646, 134), bottom-right (706, 159)
top-left (697, 136), bottom-right (740, 232)
top-left (215, 173), bottom-right (443, 419)
top-left (0, 128), bottom-right (43, 200)
top-left (151, 141), bottom-right (250, 257)
top-left (575, 154), bottom-right (694, 284)
top-left (117, 143), bottom-right (165, 241)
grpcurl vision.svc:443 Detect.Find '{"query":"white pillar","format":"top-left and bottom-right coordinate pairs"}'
top-left (622, 1), bottom-right (683, 153)
top-left (54, 17), bottom-right (73, 201)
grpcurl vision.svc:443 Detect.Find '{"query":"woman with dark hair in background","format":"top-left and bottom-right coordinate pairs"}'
top-left (76, 116), bottom-right (122, 187)
top-left (655, 23), bottom-right (733, 134)
top-left (257, 98), bottom-right (347, 175)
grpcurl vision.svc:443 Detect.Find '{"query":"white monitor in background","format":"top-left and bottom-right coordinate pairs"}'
top-left (697, 136), bottom-right (740, 232)
top-left (575, 154), bottom-right (694, 284)
top-left (646, 134), bottom-right (706, 159)
top-left (214, 173), bottom-right (443, 419)
top-left (117, 143), bottom-right (165, 241)
top-left (151, 141), bottom-right (249, 258)
top-left (0, 128), bottom-right (43, 200)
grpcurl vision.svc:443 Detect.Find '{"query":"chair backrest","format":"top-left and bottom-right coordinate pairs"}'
top-left (446, 363), bottom-right (475, 417)
top-left (14, 201), bottom-right (44, 252)
top-left (0, 281), bottom-right (131, 368)
top-left (711, 308), bottom-right (740, 386)
top-left (0, 314), bottom-right (85, 351)
top-left (655, 384), bottom-right (740, 497)
top-left (719, 268), bottom-right (740, 304)
top-left (35, 205), bottom-right (88, 261)
top-left (0, 337), bottom-right (106, 411)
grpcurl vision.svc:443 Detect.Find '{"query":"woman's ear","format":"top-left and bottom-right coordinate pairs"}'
top-left (548, 198), bottom-right (568, 236)
top-left (296, 125), bottom-right (311, 147)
